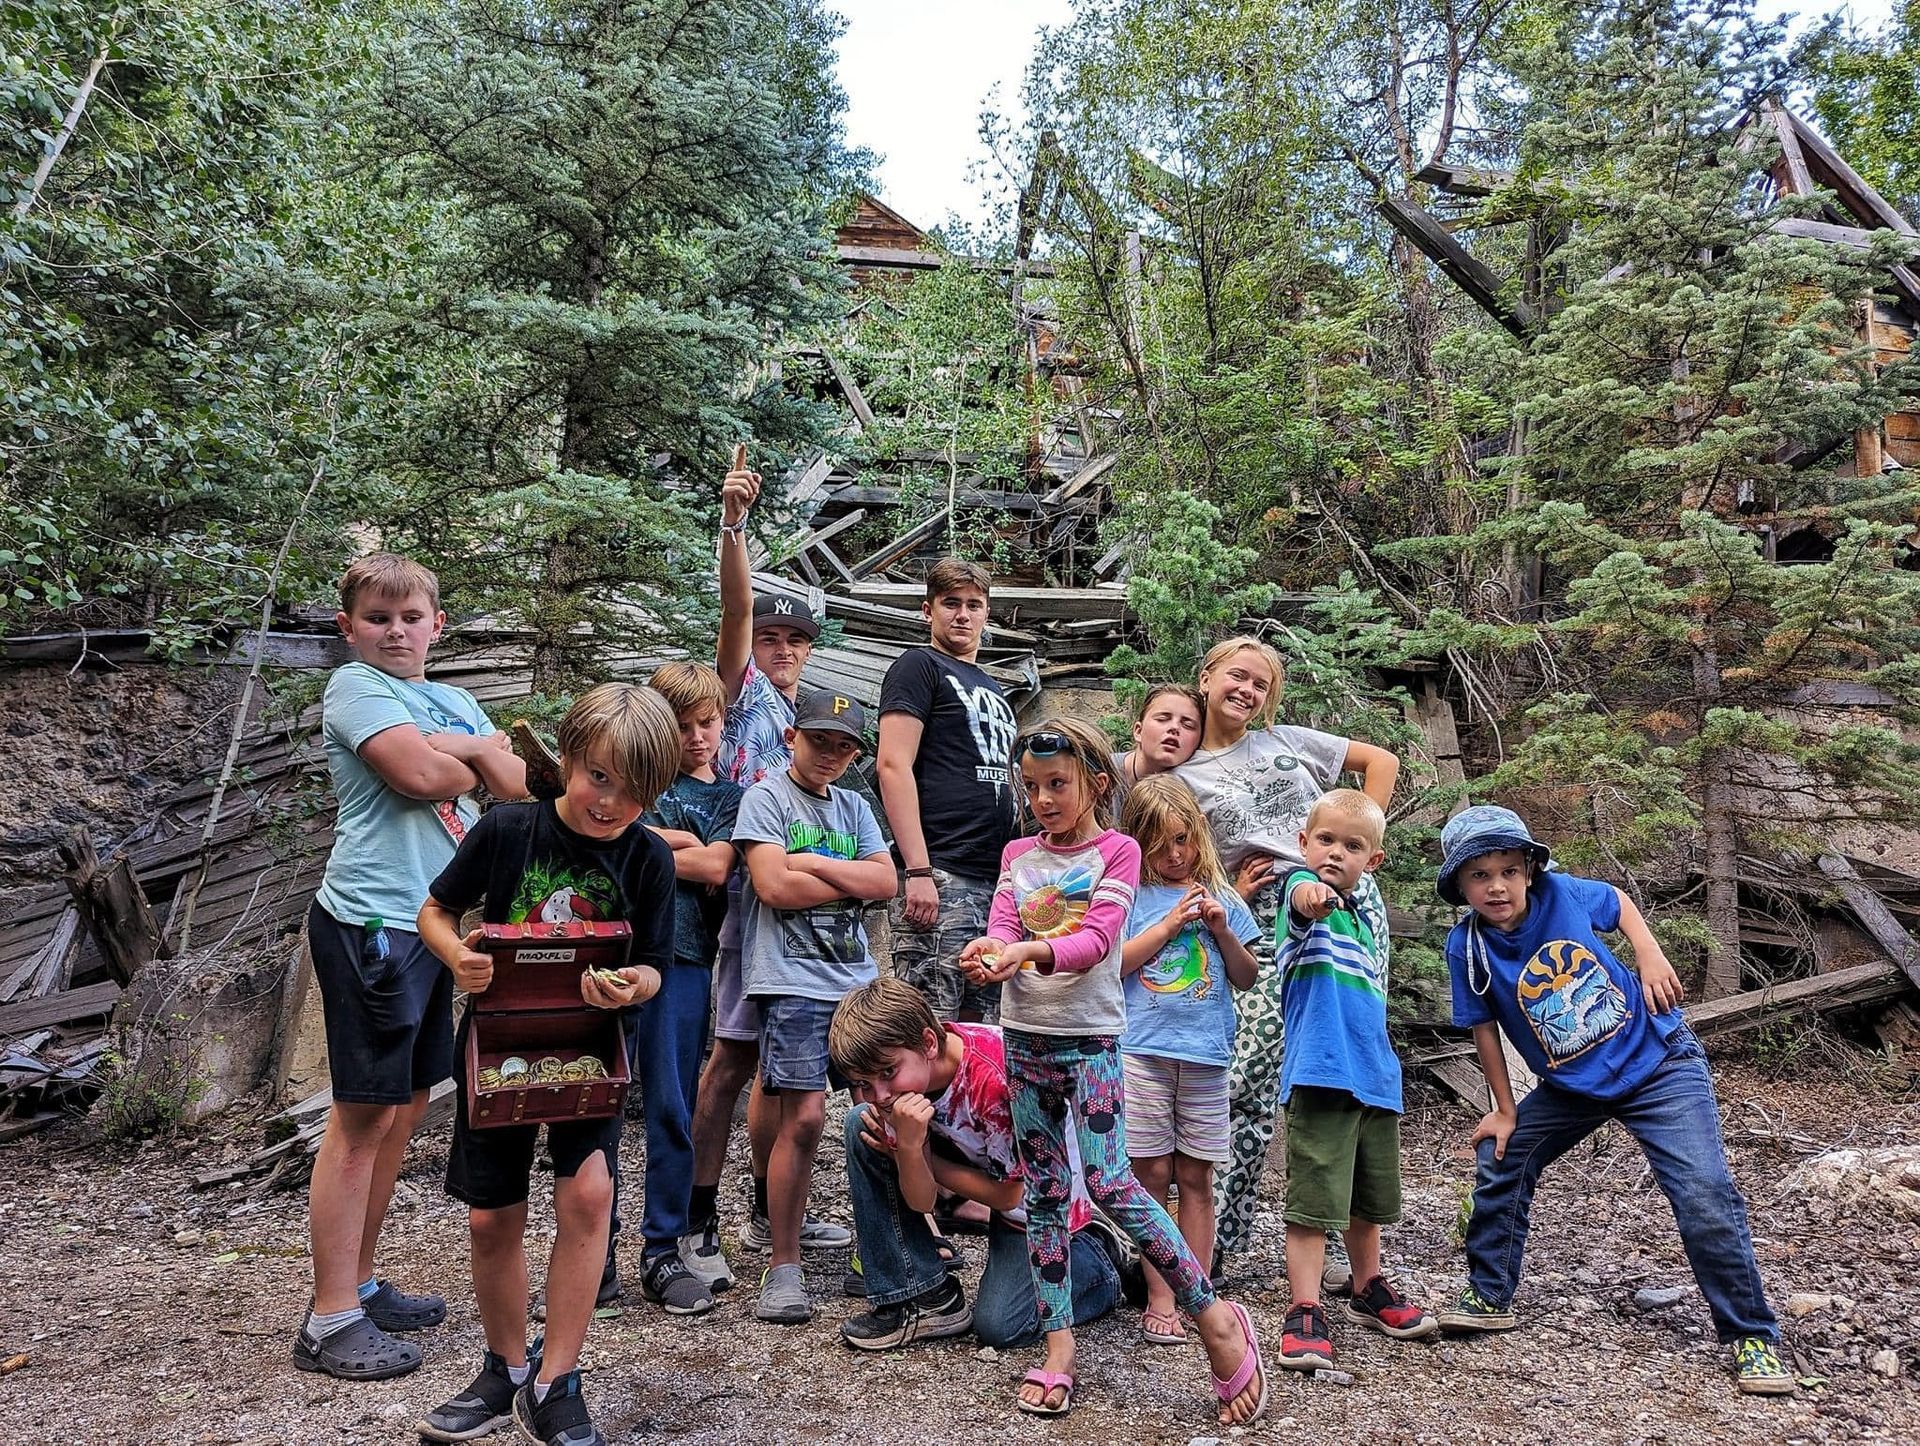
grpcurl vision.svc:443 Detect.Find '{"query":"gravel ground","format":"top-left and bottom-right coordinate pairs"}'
top-left (2, 1051), bottom-right (1918, 1444)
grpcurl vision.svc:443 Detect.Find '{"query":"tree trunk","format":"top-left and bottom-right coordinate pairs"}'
top-left (1690, 637), bottom-right (1743, 997)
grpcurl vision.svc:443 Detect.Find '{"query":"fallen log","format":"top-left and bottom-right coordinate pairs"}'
top-left (1682, 958), bottom-right (1907, 1039)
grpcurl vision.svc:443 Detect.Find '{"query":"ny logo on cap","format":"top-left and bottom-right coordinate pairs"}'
top-left (773, 597), bottom-right (794, 615)
top-left (832, 695), bottom-right (852, 714)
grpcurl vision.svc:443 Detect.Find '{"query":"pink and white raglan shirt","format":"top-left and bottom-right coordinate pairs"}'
top-left (989, 829), bottom-right (1140, 1037)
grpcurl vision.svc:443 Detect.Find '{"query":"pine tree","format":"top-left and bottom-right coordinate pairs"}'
top-left (367, 0), bottom-right (858, 689)
top-left (1429, 0), bottom-right (1920, 994)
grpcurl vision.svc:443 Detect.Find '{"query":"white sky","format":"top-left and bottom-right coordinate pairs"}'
top-left (832, 0), bottom-right (1899, 240)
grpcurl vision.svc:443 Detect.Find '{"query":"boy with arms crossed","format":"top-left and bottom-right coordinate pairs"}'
top-left (414, 684), bottom-right (677, 1446)
top-left (878, 558), bottom-right (1019, 1023)
top-left (1434, 806), bottom-right (1792, 1397)
top-left (296, 554), bottom-right (526, 1382)
top-left (734, 691), bottom-right (896, 1322)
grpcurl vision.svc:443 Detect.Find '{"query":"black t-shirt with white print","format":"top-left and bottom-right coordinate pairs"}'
top-left (878, 645), bottom-right (1018, 880)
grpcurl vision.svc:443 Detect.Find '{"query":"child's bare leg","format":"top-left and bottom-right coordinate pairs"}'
top-left (539, 1152), bottom-right (615, 1383)
top-left (746, 1075), bottom-right (776, 1180)
top-left (357, 1088), bottom-right (430, 1282)
top-left (1019, 1326), bottom-right (1077, 1410)
top-left (1173, 1152), bottom-right (1217, 1291)
top-left (309, 1100), bottom-right (398, 1312)
top-left (1131, 1153), bottom-right (1177, 1319)
top-left (690, 1038), bottom-right (757, 1190)
top-left (469, 1202), bottom-right (531, 1365)
top-left (1285, 1222), bottom-right (1328, 1306)
top-left (766, 1088), bottom-right (825, 1268)
top-left (1344, 1219), bottom-right (1381, 1289)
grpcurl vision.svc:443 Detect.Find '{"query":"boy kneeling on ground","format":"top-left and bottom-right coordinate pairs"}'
top-left (416, 684), bottom-right (679, 1446)
top-left (829, 977), bottom-right (1130, 1350)
top-left (1434, 805), bottom-right (1794, 1398)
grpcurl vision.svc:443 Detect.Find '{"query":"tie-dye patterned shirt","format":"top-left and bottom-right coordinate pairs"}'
top-left (988, 829), bottom-right (1140, 1036)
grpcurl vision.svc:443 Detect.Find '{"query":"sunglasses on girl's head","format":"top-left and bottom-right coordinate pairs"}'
top-left (1015, 732), bottom-right (1072, 761)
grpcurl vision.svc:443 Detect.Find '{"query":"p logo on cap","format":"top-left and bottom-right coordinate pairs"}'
top-left (832, 695), bottom-right (851, 715)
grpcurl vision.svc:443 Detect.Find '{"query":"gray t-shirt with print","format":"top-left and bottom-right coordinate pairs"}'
top-left (1174, 726), bottom-right (1349, 872)
top-left (733, 771), bottom-right (888, 1003)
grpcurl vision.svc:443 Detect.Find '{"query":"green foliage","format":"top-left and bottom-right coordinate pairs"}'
top-left (96, 1025), bottom-right (206, 1142)
top-left (1104, 489), bottom-right (1272, 688)
top-left (1805, 0), bottom-right (1920, 223)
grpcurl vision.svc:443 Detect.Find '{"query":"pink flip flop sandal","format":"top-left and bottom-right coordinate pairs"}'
top-left (1141, 1307), bottom-right (1186, 1345)
top-left (1211, 1301), bottom-right (1270, 1423)
top-left (1016, 1368), bottom-right (1076, 1416)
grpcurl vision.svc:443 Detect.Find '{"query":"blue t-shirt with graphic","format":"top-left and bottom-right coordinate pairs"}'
top-left (1277, 869), bottom-right (1402, 1112)
top-left (317, 660), bottom-right (494, 930)
top-left (1447, 870), bottom-right (1683, 1101)
top-left (1120, 883), bottom-right (1260, 1068)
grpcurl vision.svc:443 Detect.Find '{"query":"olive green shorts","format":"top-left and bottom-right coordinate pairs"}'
top-left (1283, 1086), bottom-right (1403, 1229)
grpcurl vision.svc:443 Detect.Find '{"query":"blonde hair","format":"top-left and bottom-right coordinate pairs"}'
top-left (555, 683), bottom-right (680, 809)
top-left (1015, 716), bottom-right (1119, 831)
top-left (1196, 635), bottom-right (1285, 729)
top-left (339, 552), bottom-right (440, 616)
top-left (829, 977), bottom-right (944, 1079)
top-left (647, 661), bottom-right (726, 724)
top-left (1121, 774), bottom-right (1229, 891)
top-left (1305, 788), bottom-right (1387, 854)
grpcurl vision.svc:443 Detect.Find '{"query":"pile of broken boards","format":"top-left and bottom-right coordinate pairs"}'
top-left (0, 830), bottom-right (170, 1141)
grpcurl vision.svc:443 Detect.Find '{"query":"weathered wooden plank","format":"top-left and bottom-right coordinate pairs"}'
top-left (1766, 99), bottom-right (1815, 197)
top-left (1413, 161), bottom-right (1517, 197)
top-left (847, 581), bottom-right (1133, 623)
top-left (1817, 854), bottom-right (1920, 991)
top-left (1040, 452), bottom-right (1119, 506)
top-left (0, 907), bottom-right (81, 1003)
top-left (820, 350), bottom-right (876, 430)
top-left (1683, 959), bottom-right (1906, 1037)
top-left (1379, 196), bottom-right (1537, 338)
top-left (0, 980), bottom-right (121, 1038)
top-left (824, 483), bottom-right (1045, 513)
top-left (848, 511), bottom-right (948, 581)
top-left (1783, 106), bottom-right (1917, 237)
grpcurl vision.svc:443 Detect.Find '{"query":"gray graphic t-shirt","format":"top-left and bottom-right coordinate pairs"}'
top-left (1175, 726), bottom-right (1350, 871)
top-left (733, 771), bottom-right (888, 1002)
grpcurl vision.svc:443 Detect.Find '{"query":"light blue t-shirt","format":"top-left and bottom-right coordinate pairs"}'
top-left (316, 661), bottom-right (493, 930)
top-left (1121, 883), bottom-right (1260, 1068)
top-left (1277, 868), bottom-right (1403, 1112)
top-left (733, 771), bottom-right (888, 1003)
top-left (1448, 870), bottom-right (1683, 1101)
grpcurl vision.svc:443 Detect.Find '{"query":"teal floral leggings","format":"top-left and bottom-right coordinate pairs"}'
top-left (1005, 1029), bottom-right (1217, 1330)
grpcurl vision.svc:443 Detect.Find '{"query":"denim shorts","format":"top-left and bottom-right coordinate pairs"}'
top-left (308, 900), bottom-right (454, 1105)
top-left (756, 994), bottom-right (842, 1093)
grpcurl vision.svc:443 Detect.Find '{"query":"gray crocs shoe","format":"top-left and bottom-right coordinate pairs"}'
top-left (362, 1279), bottom-right (446, 1331)
top-left (754, 1263), bottom-right (813, 1324)
top-left (291, 1312), bottom-right (421, 1381)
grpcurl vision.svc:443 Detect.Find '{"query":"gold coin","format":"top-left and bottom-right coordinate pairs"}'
top-left (561, 1061), bottom-right (588, 1082)
top-left (477, 1068), bottom-right (503, 1092)
top-left (578, 1055), bottom-right (605, 1079)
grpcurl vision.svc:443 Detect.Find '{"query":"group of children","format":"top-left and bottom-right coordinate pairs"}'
top-left (293, 462), bottom-right (1795, 1446)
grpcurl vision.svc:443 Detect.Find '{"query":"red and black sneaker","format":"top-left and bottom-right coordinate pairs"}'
top-left (1276, 1302), bottom-right (1335, 1370)
top-left (1345, 1273), bottom-right (1439, 1340)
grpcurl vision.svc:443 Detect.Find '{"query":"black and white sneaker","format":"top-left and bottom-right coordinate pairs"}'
top-left (416, 1344), bottom-right (538, 1442)
top-left (677, 1218), bottom-right (734, 1292)
top-left (640, 1253), bottom-right (714, 1316)
top-left (840, 1274), bottom-right (972, 1351)
top-left (512, 1369), bottom-right (605, 1446)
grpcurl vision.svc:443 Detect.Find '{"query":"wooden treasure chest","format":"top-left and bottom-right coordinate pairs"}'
top-left (464, 919), bottom-right (633, 1128)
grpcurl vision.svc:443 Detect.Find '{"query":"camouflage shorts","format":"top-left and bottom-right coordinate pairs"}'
top-left (887, 868), bottom-right (1000, 1023)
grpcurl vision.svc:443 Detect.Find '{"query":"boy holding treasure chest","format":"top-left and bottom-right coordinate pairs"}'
top-left (416, 683), bottom-right (679, 1446)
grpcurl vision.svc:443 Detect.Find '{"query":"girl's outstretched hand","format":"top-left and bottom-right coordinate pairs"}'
top-left (960, 935), bottom-right (1020, 983)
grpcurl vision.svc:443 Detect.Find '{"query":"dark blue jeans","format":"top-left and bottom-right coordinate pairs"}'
top-left (1465, 1027), bottom-right (1777, 1343)
top-left (609, 962), bottom-right (711, 1264)
top-left (843, 1104), bottom-right (1120, 1345)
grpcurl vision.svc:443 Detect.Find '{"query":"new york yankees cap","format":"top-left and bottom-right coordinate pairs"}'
top-left (752, 591), bottom-right (821, 640)
top-left (793, 688), bottom-right (866, 741)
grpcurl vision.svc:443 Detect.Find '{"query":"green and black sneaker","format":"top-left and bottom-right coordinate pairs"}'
top-left (1436, 1286), bottom-right (1517, 1333)
top-left (1733, 1336), bottom-right (1795, 1396)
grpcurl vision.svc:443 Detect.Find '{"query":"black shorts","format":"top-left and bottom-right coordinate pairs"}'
top-left (444, 1012), bottom-right (623, 1211)
top-left (308, 900), bottom-right (454, 1106)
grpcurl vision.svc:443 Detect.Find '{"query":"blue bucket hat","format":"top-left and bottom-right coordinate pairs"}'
top-left (1436, 805), bottom-right (1551, 906)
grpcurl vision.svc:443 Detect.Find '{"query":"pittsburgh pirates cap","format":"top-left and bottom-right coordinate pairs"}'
top-left (792, 688), bottom-right (866, 741)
